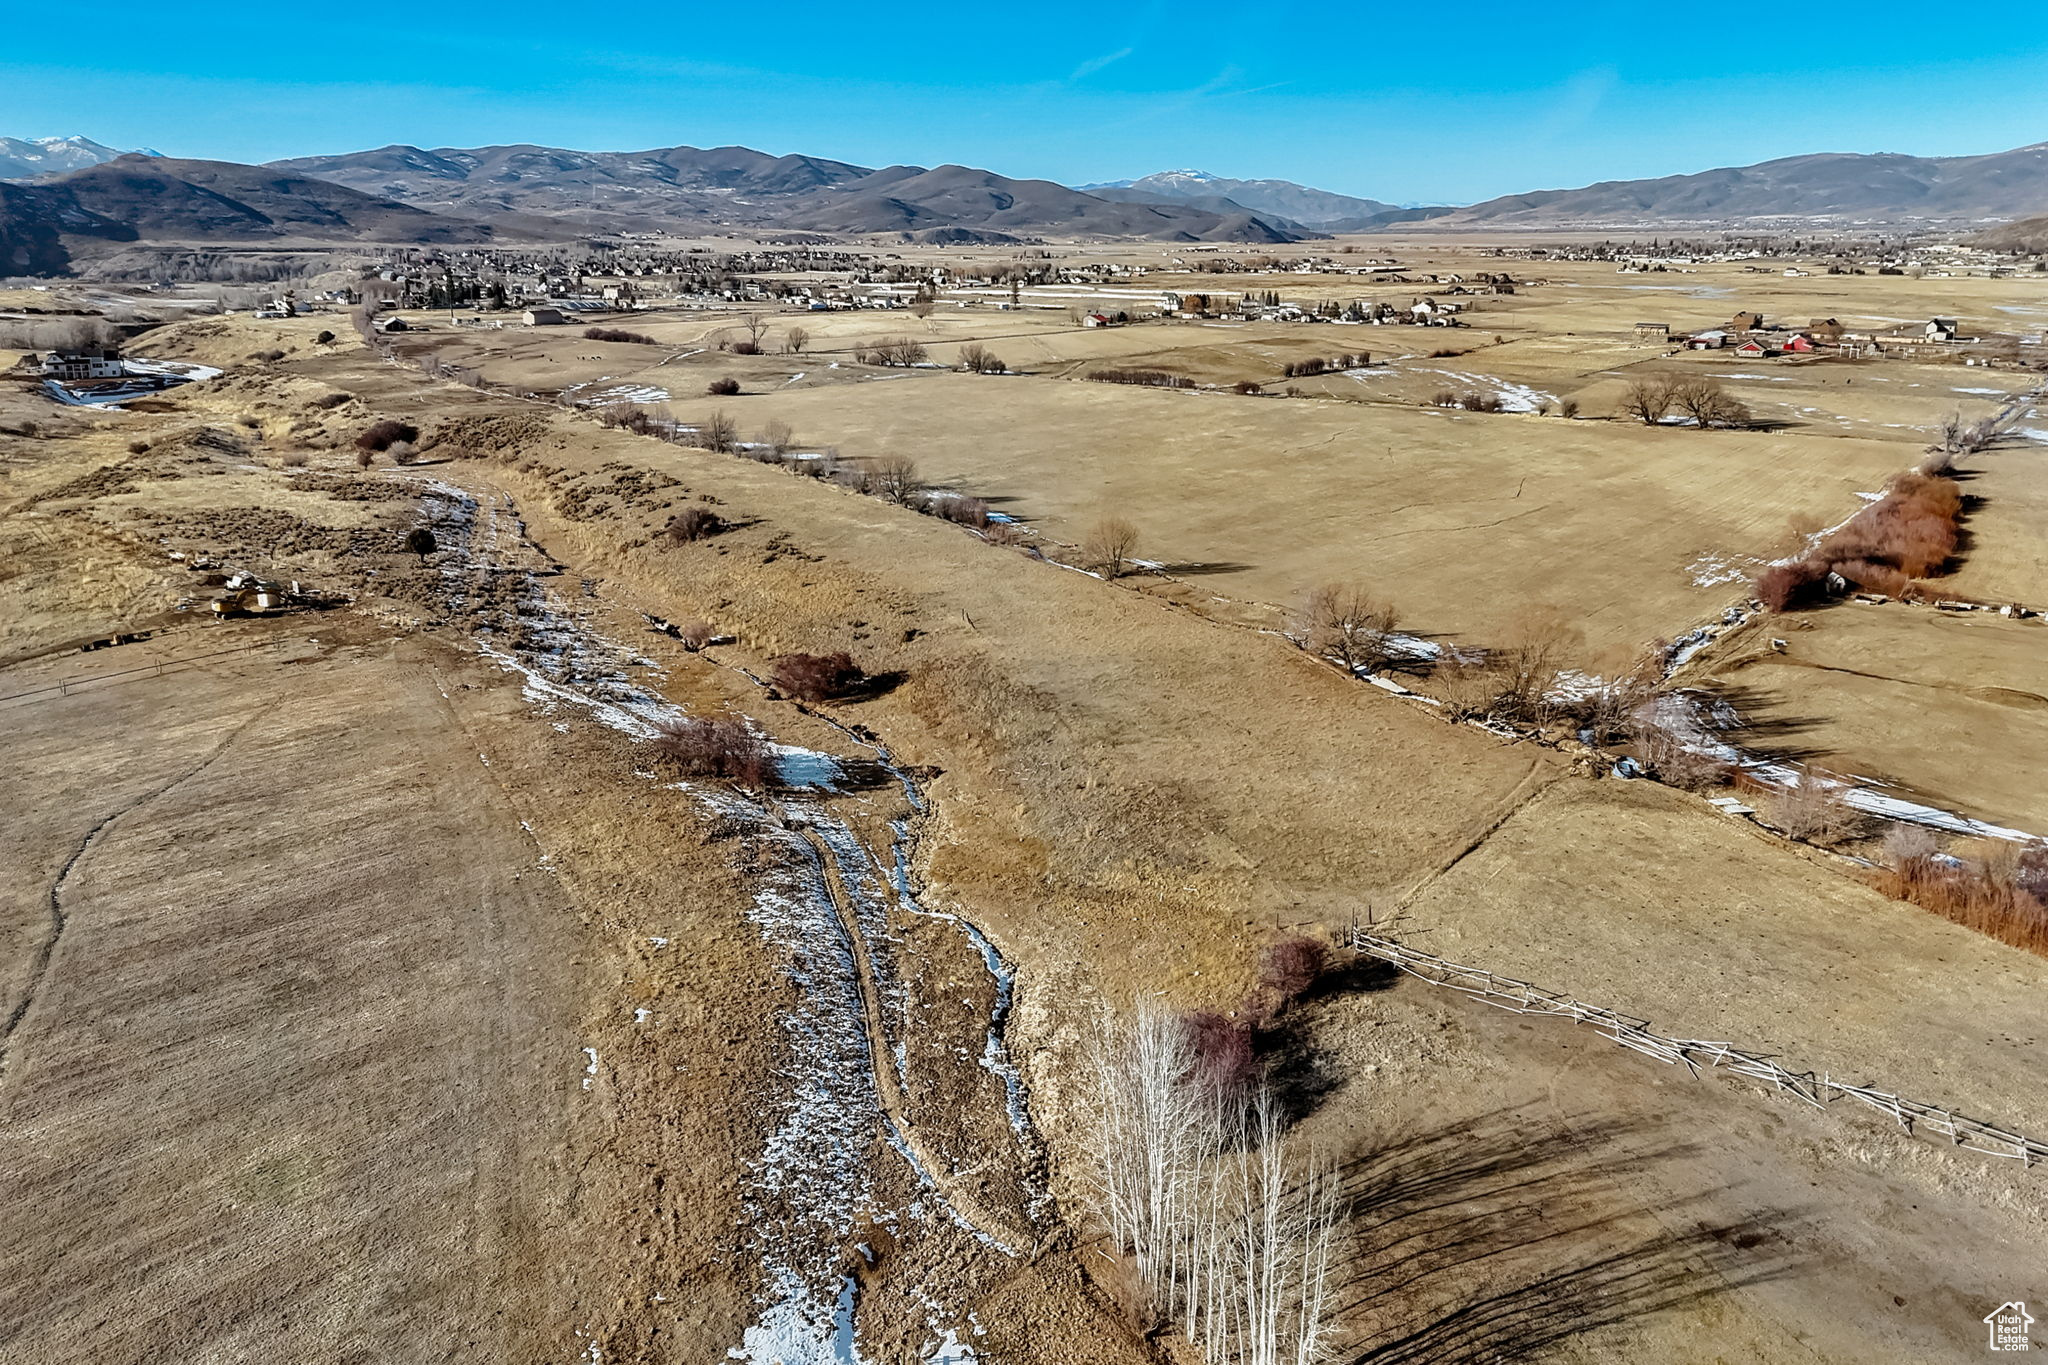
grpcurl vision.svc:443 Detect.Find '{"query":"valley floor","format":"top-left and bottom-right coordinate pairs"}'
top-left (1, 294), bottom-right (2043, 1362)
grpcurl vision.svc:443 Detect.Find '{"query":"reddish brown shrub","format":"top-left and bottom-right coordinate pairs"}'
top-left (583, 326), bottom-right (657, 345)
top-left (1830, 558), bottom-right (1912, 596)
top-left (647, 716), bottom-right (768, 787)
top-left (1809, 471), bottom-right (1965, 586)
top-left (926, 493), bottom-right (991, 528)
top-left (1755, 559), bottom-right (1829, 612)
top-left (771, 651), bottom-right (864, 702)
top-left (663, 506), bottom-right (726, 543)
top-left (1181, 1011), bottom-right (1259, 1095)
top-left (354, 418), bottom-right (419, 453)
top-left (1871, 842), bottom-right (2048, 955)
top-left (707, 377), bottom-right (741, 396)
top-left (1260, 936), bottom-right (1329, 1004)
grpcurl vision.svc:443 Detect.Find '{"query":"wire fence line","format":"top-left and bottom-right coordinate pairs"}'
top-left (0, 636), bottom-right (292, 708)
top-left (1346, 928), bottom-right (2048, 1170)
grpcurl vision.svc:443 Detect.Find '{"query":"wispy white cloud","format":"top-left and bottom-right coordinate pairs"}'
top-left (1069, 47), bottom-right (1134, 82)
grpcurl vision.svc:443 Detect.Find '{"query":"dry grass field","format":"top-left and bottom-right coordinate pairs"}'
top-left (0, 624), bottom-right (588, 1364)
top-left (627, 372), bottom-right (1910, 659)
top-left (380, 244), bottom-right (2046, 672)
top-left (4, 232), bottom-right (2044, 1363)
top-left (1692, 605), bottom-right (2048, 830)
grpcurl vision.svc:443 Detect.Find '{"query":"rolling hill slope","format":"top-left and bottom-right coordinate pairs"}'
top-left (1443, 141), bottom-right (2048, 224)
top-left (0, 155), bottom-right (513, 274)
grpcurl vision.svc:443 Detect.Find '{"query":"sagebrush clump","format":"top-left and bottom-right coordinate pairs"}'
top-left (647, 717), bottom-right (769, 787)
top-left (771, 652), bottom-right (865, 702)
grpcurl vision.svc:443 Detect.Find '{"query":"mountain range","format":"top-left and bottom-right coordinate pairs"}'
top-left (6, 134), bottom-right (2048, 277)
top-left (0, 135), bottom-right (158, 181)
top-left (1076, 169), bottom-right (1411, 229)
top-left (264, 143), bottom-right (1311, 244)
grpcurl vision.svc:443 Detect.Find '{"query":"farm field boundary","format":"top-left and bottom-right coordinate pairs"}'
top-left (1348, 928), bottom-right (2048, 1169)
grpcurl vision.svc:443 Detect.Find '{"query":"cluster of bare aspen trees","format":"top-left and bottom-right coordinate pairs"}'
top-left (1083, 1001), bottom-right (1342, 1365)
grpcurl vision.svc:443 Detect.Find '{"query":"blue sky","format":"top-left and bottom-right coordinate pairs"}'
top-left (7, 1), bottom-right (2047, 203)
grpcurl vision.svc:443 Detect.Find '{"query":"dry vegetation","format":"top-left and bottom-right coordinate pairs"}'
top-left (1757, 470), bottom-right (1967, 608)
top-left (1872, 829), bottom-right (2048, 953)
top-left (7, 241), bottom-right (2047, 1365)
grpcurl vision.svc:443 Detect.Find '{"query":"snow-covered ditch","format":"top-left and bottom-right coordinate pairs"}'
top-left (1644, 692), bottom-right (2037, 842)
top-left (413, 476), bottom-right (1040, 1362)
top-left (1404, 366), bottom-right (1554, 412)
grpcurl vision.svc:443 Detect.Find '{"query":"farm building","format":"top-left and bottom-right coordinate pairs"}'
top-left (522, 307), bottom-right (567, 326)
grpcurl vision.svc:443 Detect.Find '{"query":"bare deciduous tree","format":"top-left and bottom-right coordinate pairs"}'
top-left (1298, 584), bottom-right (1400, 676)
top-left (1563, 644), bottom-right (1662, 745)
top-left (1084, 516), bottom-right (1142, 579)
top-left (1764, 767), bottom-right (1868, 846)
top-left (701, 409), bottom-right (738, 453)
top-left (872, 455), bottom-right (922, 504)
top-left (758, 418), bottom-right (795, 455)
top-left (1438, 610), bottom-right (1579, 727)
top-left (1083, 999), bottom-right (1343, 1365)
top-left (1672, 377), bottom-right (1752, 429)
top-left (858, 337), bottom-right (929, 367)
top-left (958, 343), bottom-right (1006, 374)
top-left (783, 325), bottom-right (810, 355)
top-left (1622, 377), bottom-right (1678, 425)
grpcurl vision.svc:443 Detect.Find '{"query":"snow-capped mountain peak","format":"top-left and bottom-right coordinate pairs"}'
top-left (0, 135), bottom-right (159, 181)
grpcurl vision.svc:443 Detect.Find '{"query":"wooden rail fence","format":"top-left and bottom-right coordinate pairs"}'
top-left (1347, 928), bottom-right (2047, 1170)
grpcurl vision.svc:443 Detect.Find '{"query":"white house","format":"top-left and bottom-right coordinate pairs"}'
top-left (39, 349), bottom-right (125, 381)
